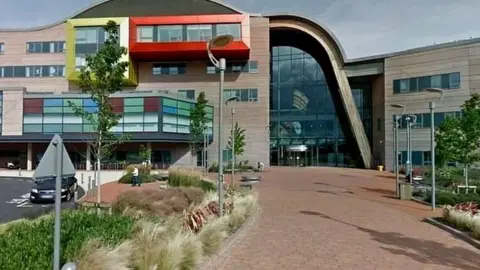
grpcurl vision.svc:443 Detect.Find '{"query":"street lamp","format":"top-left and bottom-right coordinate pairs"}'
top-left (207, 34), bottom-right (234, 217)
top-left (391, 104), bottom-right (405, 197)
top-left (425, 87), bottom-right (444, 210)
top-left (225, 96), bottom-right (239, 187)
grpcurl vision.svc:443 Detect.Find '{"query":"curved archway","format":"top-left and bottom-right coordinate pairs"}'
top-left (268, 15), bottom-right (372, 168)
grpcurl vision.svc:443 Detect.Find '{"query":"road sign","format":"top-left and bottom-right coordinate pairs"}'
top-left (33, 134), bottom-right (76, 181)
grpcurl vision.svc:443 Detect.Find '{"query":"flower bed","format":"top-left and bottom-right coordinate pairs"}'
top-left (443, 202), bottom-right (480, 239)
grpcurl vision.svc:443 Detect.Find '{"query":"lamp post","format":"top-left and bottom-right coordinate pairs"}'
top-left (391, 104), bottom-right (405, 197)
top-left (425, 88), bottom-right (444, 210)
top-left (404, 114), bottom-right (417, 184)
top-left (207, 34), bottom-right (234, 217)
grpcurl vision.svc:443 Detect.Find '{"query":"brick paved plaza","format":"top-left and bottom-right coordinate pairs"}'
top-left (209, 167), bottom-right (480, 270)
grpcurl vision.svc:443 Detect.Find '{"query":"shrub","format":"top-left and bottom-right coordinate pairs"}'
top-left (168, 168), bottom-right (216, 191)
top-left (208, 162), bottom-right (218, 172)
top-left (0, 210), bottom-right (135, 270)
top-left (126, 164), bottom-right (152, 175)
top-left (112, 188), bottom-right (205, 217)
top-left (425, 190), bottom-right (480, 206)
top-left (118, 172), bottom-right (156, 184)
top-left (75, 239), bottom-right (132, 270)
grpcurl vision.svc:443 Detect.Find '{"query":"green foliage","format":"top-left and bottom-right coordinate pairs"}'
top-left (424, 190), bottom-right (480, 206)
top-left (208, 161), bottom-right (219, 172)
top-left (189, 92), bottom-right (209, 157)
top-left (168, 170), bottom-right (216, 191)
top-left (68, 20), bottom-right (130, 163)
top-left (227, 122), bottom-right (246, 157)
top-left (436, 94), bottom-right (480, 168)
top-left (0, 210), bottom-right (134, 270)
top-left (139, 144), bottom-right (152, 163)
top-left (126, 164), bottom-right (152, 175)
top-left (118, 173), bottom-right (156, 184)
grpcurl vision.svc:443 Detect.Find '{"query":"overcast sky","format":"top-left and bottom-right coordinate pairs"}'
top-left (0, 0), bottom-right (478, 59)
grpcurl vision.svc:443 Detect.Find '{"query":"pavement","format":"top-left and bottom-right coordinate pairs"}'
top-left (208, 167), bottom-right (480, 270)
top-left (0, 176), bottom-right (85, 223)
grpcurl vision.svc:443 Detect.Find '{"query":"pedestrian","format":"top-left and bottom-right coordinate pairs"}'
top-left (132, 166), bottom-right (140, 187)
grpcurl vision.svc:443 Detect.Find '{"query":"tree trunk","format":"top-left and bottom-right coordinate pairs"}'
top-left (465, 164), bottom-right (469, 193)
top-left (97, 134), bottom-right (102, 214)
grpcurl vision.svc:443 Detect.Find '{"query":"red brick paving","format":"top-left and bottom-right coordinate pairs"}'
top-left (81, 182), bottom-right (159, 204)
top-left (208, 167), bottom-right (480, 270)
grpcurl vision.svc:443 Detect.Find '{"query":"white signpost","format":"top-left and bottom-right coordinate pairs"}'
top-left (33, 134), bottom-right (75, 270)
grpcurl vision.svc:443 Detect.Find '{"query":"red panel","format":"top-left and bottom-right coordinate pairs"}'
top-left (130, 41), bottom-right (249, 62)
top-left (130, 15), bottom-right (245, 26)
top-left (24, 99), bottom-right (43, 113)
top-left (108, 98), bottom-right (124, 113)
top-left (144, 97), bottom-right (159, 112)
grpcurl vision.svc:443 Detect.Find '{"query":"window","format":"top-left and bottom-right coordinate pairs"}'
top-left (207, 61), bottom-right (259, 74)
top-left (137, 26), bottom-right (154, 42)
top-left (215, 24), bottom-right (241, 40)
top-left (178, 90), bottom-right (195, 100)
top-left (423, 151), bottom-right (431, 166)
top-left (26, 41), bottom-right (65, 53)
top-left (224, 88), bottom-right (258, 102)
top-left (0, 43), bottom-right (4, 54)
top-left (157, 25), bottom-right (183, 42)
top-left (187, 24), bottom-right (212, 41)
top-left (152, 63), bottom-right (186, 75)
top-left (393, 72), bottom-right (461, 94)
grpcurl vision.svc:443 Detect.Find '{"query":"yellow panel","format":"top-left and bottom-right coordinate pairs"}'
top-left (65, 17), bottom-right (137, 86)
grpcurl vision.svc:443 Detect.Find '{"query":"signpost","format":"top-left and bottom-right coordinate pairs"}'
top-left (33, 134), bottom-right (76, 270)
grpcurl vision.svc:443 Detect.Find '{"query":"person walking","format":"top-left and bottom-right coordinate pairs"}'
top-left (132, 166), bottom-right (140, 187)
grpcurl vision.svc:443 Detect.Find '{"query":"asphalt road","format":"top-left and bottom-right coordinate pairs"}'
top-left (0, 176), bottom-right (85, 223)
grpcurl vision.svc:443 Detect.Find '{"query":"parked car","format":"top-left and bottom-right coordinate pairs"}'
top-left (29, 176), bottom-right (78, 203)
top-left (5, 160), bottom-right (20, 170)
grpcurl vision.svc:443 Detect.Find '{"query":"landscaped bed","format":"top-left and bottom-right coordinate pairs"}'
top-left (0, 170), bottom-right (258, 270)
top-left (440, 202), bottom-right (480, 240)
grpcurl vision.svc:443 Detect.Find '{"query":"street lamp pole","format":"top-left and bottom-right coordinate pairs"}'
top-left (207, 34), bottom-right (234, 217)
top-left (231, 108), bottom-right (235, 186)
top-left (391, 103), bottom-right (405, 197)
top-left (426, 88), bottom-right (444, 210)
top-left (406, 115), bottom-right (412, 183)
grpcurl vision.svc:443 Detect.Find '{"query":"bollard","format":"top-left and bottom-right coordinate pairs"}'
top-left (74, 191), bottom-right (78, 202)
top-left (81, 173), bottom-right (84, 185)
top-left (18, 167), bottom-right (22, 176)
top-left (61, 262), bottom-right (77, 270)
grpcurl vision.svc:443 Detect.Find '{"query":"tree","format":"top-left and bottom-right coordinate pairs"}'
top-left (227, 122), bottom-right (246, 158)
top-left (189, 92), bottom-right (209, 160)
top-left (68, 20), bottom-right (129, 204)
top-left (436, 93), bottom-right (480, 186)
top-left (139, 144), bottom-right (151, 164)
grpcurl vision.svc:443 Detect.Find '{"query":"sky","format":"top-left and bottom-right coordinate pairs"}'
top-left (0, 0), bottom-right (479, 59)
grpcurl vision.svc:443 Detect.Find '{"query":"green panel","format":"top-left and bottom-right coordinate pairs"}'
top-left (124, 106), bottom-right (144, 113)
top-left (177, 109), bottom-right (190, 116)
top-left (162, 123), bottom-right (177, 133)
top-left (63, 98), bottom-right (82, 107)
top-left (163, 98), bottom-right (177, 107)
top-left (24, 124), bottom-right (42, 133)
top-left (205, 106), bottom-right (213, 113)
top-left (124, 98), bottom-right (144, 106)
top-left (178, 101), bottom-right (191, 110)
top-left (63, 124), bottom-right (83, 133)
top-left (206, 113), bottom-right (213, 119)
top-left (63, 106), bottom-right (76, 113)
top-left (43, 124), bottom-right (62, 133)
top-left (83, 124), bottom-right (94, 132)
top-left (44, 107), bottom-right (63, 113)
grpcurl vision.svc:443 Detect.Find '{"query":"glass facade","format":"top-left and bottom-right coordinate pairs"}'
top-left (270, 46), bottom-right (371, 167)
top-left (137, 23), bottom-right (241, 43)
top-left (23, 96), bottom-right (213, 135)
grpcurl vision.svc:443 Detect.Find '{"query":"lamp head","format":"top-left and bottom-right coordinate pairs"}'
top-left (425, 88), bottom-right (444, 94)
top-left (225, 96), bottom-right (239, 105)
top-left (209, 34), bottom-right (234, 49)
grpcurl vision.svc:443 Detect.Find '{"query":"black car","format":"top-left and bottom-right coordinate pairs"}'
top-left (29, 176), bottom-right (78, 203)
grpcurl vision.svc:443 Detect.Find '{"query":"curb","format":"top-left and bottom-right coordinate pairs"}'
top-left (198, 206), bottom-right (261, 270)
top-left (424, 217), bottom-right (480, 250)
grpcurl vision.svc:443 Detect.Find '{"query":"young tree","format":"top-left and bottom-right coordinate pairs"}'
top-left (139, 144), bottom-right (152, 165)
top-left (189, 92), bottom-right (209, 161)
top-left (68, 20), bottom-right (129, 204)
top-left (436, 93), bottom-right (480, 186)
top-left (227, 122), bottom-right (246, 158)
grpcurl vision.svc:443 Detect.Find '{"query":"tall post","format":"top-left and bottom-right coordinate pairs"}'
top-left (430, 101), bottom-right (436, 210)
top-left (406, 116), bottom-right (412, 184)
top-left (231, 108), bottom-right (235, 186)
top-left (204, 129), bottom-right (207, 173)
top-left (394, 114), bottom-right (400, 198)
top-left (53, 137), bottom-right (63, 270)
top-left (218, 58), bottom-right (226, 217)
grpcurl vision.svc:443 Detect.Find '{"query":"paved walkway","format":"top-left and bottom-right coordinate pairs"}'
top-left (210, 167), bottom-right (480, 270)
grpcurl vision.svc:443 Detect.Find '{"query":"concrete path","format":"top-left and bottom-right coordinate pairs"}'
top-left (210, 167), bottom-right (480, 270)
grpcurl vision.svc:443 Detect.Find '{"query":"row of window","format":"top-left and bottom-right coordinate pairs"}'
top-left (395, 111), bottom-right (461, 129)
top-left (151, 61), bottom-right (259, 75)
top-left (137, 23), bottom-right (241, 43)
top-left (393, 72), bottom-right (460, 94)
top-left (0, 43), bottom-right (3, 54)
top-left (398, 151), bottom-right (431, 166)
top-left (26, 41), bottom-right (65, 53)
top-left (0, 65), bottom-right (65, 78)
top-left (224, 88), bottom-right (258, 102)
top-left (207, 61), bottom-right (258, 74)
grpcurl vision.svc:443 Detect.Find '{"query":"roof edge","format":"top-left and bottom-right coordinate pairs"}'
top-left (265, 13), bottom-right (348, 62)
top-left (0, 0), bottom-right (258, 32)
